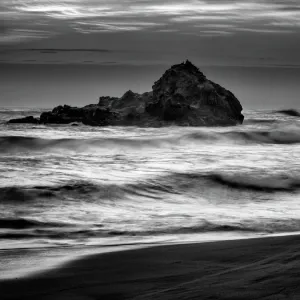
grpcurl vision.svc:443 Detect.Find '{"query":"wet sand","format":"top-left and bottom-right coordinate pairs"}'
top-left (1, 235), bottom-right (300, 299)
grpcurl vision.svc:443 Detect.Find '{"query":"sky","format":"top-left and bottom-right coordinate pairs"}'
top-left (1, 0), bottom-right (300, 107)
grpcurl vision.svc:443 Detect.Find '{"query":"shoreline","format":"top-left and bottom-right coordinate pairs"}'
top-left (2, 231), bottom-right (300, 280)
top-left (1, 234), bottom-right (300, 299)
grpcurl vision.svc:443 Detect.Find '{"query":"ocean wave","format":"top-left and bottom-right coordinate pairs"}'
top-left (0, 225), bottom-right (256, 240)
top-left (1, 171), bottom-right (299, 205)
top-left (0, 186), bottom-right (55, 202)
top-left (0, 126), bottom-right (300, 154)
top-left (106, 223), bottom-right (258, 237)
top-left (0, 229), bottom-right (93, 240)
top-left (186, 126), bottom-right (300, 144)
top-left (244, 119), bottom-right (278, 125)
top-left (0, 181), bottom-right (167, 203)
top-left (0, 135), bottom-right (179, 153)
top-left (0, 218), bottom-right (69, 229)
top-left (1, 218), bottom-right (300, 241)
top-left (0, 218), bottom-right (45, 229)
top-left (206, 173), bottom-right (300, 192)
top-left (150, 172), bottom-right (300, 194)
top-left (276, 109), bottom-right (300, 117)
top-left (0, 182), bottom-right (126, 203)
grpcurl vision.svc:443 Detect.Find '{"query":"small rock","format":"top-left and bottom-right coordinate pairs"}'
top-left (8, 116), bottom-right (39, 124)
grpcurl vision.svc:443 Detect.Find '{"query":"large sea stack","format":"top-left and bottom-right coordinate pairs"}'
top-left (8, 61), bottom-right (244, 126)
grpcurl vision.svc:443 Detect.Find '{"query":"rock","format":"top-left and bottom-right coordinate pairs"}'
top-left (111, 90), bottom-right (142, 109)
top-left (98, 96), bottom-right (119, 108)
top-left (8, 60), bottom-right (244, 127)
top-left (40, 105), bottom-right (86, 124)
top-left (82, 107), bottom-right (119, 126)
top-left (146, 60), bottom-right (244, 125)
top-left (8, 116), bottom-right (39, 124)
top-left (40, 111), bottom-right (72, 124)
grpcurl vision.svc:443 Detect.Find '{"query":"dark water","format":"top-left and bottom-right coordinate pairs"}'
top-left (0, 108), bottom-right (300, 278)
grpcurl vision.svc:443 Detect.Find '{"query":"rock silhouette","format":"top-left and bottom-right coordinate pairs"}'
top-left (8, 61), bottom-right (244, 127)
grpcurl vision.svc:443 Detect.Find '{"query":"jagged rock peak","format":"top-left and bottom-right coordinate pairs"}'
top-left (110, 90), bottom-right (142, 109)
top-left (172, 59), bottom-right (202, 71)
top-left (153, 60), bottom-right (206, 89)
top-left (170, 60), bottom-right (206, 78)
top-left (148, 60), bottom-right (244, 124)
top-left (98, 96), bottom-right (118, 106)
top-left (121, 90), bottom-right (137, 99)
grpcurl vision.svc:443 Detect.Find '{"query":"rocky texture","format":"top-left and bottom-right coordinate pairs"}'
top-left (39, 105), bottom-right (119, 126)
top-left (98, 96), bottom-right (119, 108)
top-left (8, 60), bottom-right (244, 127)
top-left (146, 61), bottom-right (243, 126)
top-left (8, 116), bottom-right (39, 124)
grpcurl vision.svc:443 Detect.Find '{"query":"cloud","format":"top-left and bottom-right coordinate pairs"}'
top-left (194, 24), bottom-right (236, 29)
top-left (73, 20), bottom-right (165, 33)
top-left (270, 20), bottom-right (300, 27)
top-left (182, 30), bottom-right (233, 37)
top-left (157, 29), bottom-right (179, 32)
top-left (13, 48), bottom-right (113, 52)
top-left (1, 0), bottom-right (300, 43)
top-left (0, 29), bottom-right (54, 43)
top-left (169, 1), bottom-right (300, 23)
top-left (234, 27), bottom-right (294, 34)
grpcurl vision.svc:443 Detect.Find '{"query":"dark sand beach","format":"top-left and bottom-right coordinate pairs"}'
top-left (1, 235), bottom-right (300, 300)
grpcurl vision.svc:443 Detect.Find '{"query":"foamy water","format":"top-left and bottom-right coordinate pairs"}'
top-left (0, 108), bottom-right (300, 278)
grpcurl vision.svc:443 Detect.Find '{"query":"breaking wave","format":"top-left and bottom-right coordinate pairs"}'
top-left (0, 223), bottom-right (261, 240)
top-left (187, 126), bottom-right (300, 145)
top-left (1, 125), bottom-right (300, 154)
top-left (0, 135), bottom-right (179, 153)
top-left (1, 108), bottom-right (300, 258)
top-left (1, 171), bottom-right (300, 242)
top-left (244, 119), bottom-right (278, 125)
top-left (1, 217), bottom-right (300, 240)
top-left (0, 182), bottom-right (127, 202)
top-left (276, 109), bottom-right (300, 117)
top-left (0, 218), bottom-right (66, 229)
top-left (1, 171), bottom-right (299, 205)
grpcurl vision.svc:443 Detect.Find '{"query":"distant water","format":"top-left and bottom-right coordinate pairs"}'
top-left (0, 108), bottom-right (300, 278)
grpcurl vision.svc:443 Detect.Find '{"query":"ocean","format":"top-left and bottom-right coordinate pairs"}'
top-left (0, 108), bottom-right (300, 278)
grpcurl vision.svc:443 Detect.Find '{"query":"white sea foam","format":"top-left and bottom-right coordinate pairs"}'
top-left (0, 108), bottom-right (300, 278)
